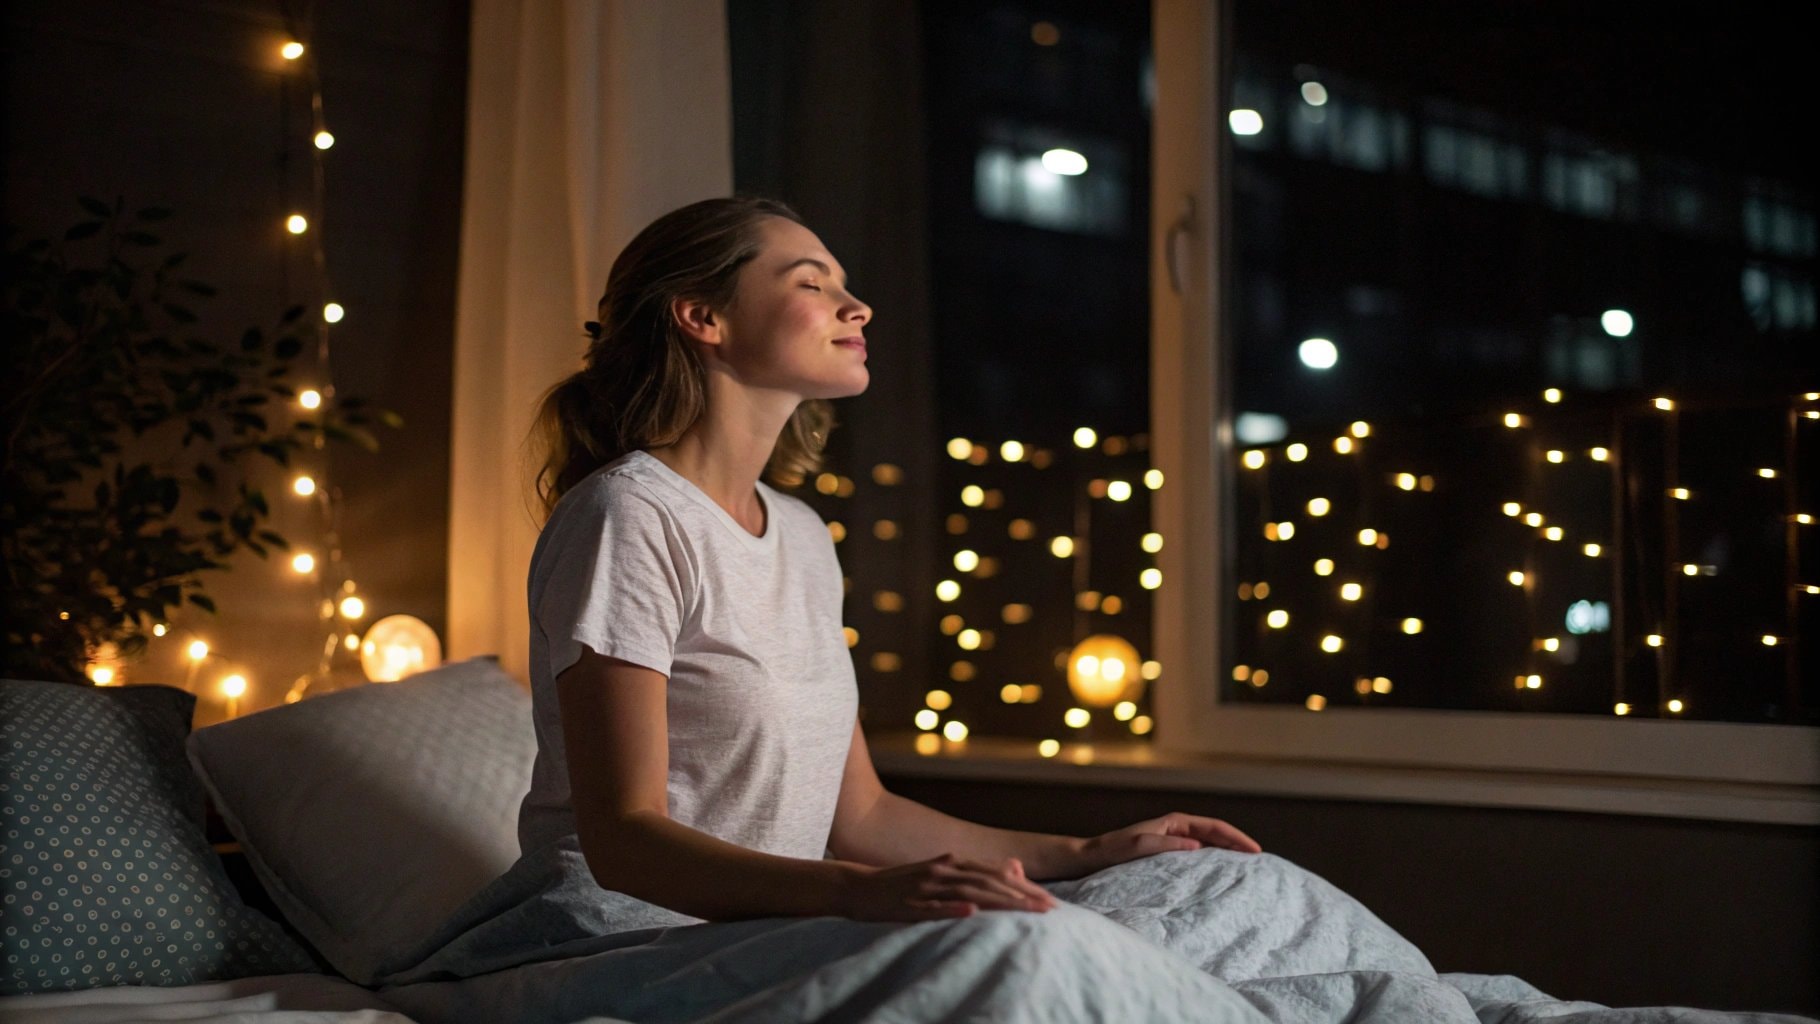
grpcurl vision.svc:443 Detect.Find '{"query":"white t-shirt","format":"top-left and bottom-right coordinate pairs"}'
top-left (519, 448), bottom-right (858, 865)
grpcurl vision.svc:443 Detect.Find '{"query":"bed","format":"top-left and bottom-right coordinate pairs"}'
top-left (2, 661), bottom-right (1812, 1023)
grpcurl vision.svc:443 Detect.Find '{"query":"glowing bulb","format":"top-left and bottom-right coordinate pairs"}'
top-left (1286, 443), bottom-right (1308, 462)
top-left (936, 580), bottom-right (961, 601)
top-left (1646, 634), bottom-right (1663, 647)
top-left (957, 629), bottom-right (981, 650)
top-left (1320, 634), bottom-right (1343, 653)
top-left (1543, 388), bottom-right (1562, 403)
top-left (1357, 529), bottom-right (1378, 546)
top-left (914, 709), bottom-right (938, 730)
top-left (1590, 447), bottom-right (1610, 461)
top-left (152, 623), bottom-right (167, 637)
top-left (1139, 568), bottom-right (1162, 590)
top-left (1307, 497), bottom-right (1330, 516)
top-left (1762, 635), bottom-right (1780, 646)
top-left (291, 552), bottom-right (316, 574)
top-left (1065, 707), bottom-right (1091, 728)
top-left (1525, 512), bottom-right (1545, 527)
top-left (1670, 487), bottom-right (1690, 500)
top-left (1502, 502), bottom-right (1522, 517)
top-left (961, 485), bottom-right (984, 507)
top-left (1682, 564), bottom-right (1699, 577)
top-left (1299, 337), bottom-right (1338, 369)
top-left (1000, 440), bottom-right (1025, 461)
top-left (338, 595), bottom-right (365, 619)
top-left (1073, 427), bottom-right (1097, 449)
top-left (1228, 109), bottom-right (1264, 135)
top-left (942, 721), bottom-right (969, 742)
top-left (314, 130), bottom-right (335, 150)
top-left (1349, 420), bottom-right (1371, 438)
top-left (1523, 675), bottom-right (1542, 689)
top-left (1401, 617), bottom-right (1423, 634)
top-left (281, 41), bottom-right (305, 60)
top-left (1758, 468), bottom-right (1778, 479)
top-left (1600, 309), bottom-right (1634, 337)
top-left (1266, 609), bottom-right (1289, 629)
top-left (1653, 397), bottom-right (1675, 411)
top-left (1614, 703), bottom-right (1631, 716)
top-left (1541, 637), bottom-right (1560, 652)
top-left (1272, 521), bottom-right (1296, 541)
top-left (188, 640), bottom-right (209, 661)
top-left (286, 214), bottom-right (308, 234)
top-left (1107, 480), bottom-right (1132, 502)
top-left (1508, 571), bottom-right (1527, 586)
top-left (1141, 532), bottom-right (1163, 553)
top-left (1144, 469), bottom-right (1164, 489)
top-left (1544, 526), bottom-right (1563, 541)
top-left (89, 665), bottom-right (115, 685)
top-left (1395, 473), bottom-right (1416, 491)
top-left (1503, 412), bottom-right (1524, 429)
top-left (953, 549), bottom-right (979, 572)
top-left (299, 389), bottom-right (322, 409)
top-left (1314, 558), bottom-right (1334, 576)
top-left (1667, 699), bottom-right (1684, 713)
top-left (1041, 148), bottom-right (1088, 175)
top-left (947, 437), bottom-right (973, 459)
top-left (1339, 582), bottom-right (1362, 601)
top-left (1242, 449), bottom-right (1267, 469)
top-left (1301, 81), bottom-right (1328, 106)
top-left (1583, 543), bottom-right (1603, 557)
top-left (293, 475), bottom-right (316, 496)
top-left (1333, 436), bottom-right (1355, 454)
top-left (323, 302), bottom-right (345, 323)
top-left (1049, 537), bottom-right (1074, 558)
top-left (1546, 450), bottom-right (1565, 463)
top-left (1796, 514), bottom-right (1815, 525)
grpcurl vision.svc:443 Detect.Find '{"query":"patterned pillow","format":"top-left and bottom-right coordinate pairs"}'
top-left (1, 679), bottom-right (319, 994)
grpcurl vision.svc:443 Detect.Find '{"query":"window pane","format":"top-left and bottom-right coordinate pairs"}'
top-left (1224, 0), bottom-right (1818, 723)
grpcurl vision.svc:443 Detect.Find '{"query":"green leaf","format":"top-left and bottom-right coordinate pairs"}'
top-left (187, 593), bottom-right (217, 614)
top-left (256, 530), bottom-right (290, 550)
top-left (280, 304), bottom-right (305, 324)
top-left (380, 409), bottom-right (405, 429)
top-left (64, 222), bottom-right (103, 241)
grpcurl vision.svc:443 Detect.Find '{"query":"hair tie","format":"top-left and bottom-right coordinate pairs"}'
top-left (582, 320), bottom-right (602, 340)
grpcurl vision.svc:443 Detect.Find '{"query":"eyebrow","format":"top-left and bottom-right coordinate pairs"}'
top-left (778, 257), bottom-right (849, 289)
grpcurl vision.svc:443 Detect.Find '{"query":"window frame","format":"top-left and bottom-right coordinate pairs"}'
top-left (1146, 0), bottom-right (1820, 809)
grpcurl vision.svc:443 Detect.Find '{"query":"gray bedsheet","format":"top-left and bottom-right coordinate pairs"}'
top-left (371, 842), bottom-right (1815, 1024)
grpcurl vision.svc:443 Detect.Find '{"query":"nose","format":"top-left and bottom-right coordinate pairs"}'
top-left (843, 294), bottom-right (872, 325)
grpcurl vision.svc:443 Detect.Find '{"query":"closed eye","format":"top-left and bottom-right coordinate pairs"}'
top-left (801, 283), bottom-right (822, 291)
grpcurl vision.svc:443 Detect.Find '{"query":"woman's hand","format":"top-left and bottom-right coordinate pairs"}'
top-left (1072, 812), bottom-right (1262, 877)
top-left (835, 852), bottom-right (1059, 922)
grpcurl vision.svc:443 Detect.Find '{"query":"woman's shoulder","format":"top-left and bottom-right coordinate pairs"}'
top-left (548, 459), bottom-right (676, 531)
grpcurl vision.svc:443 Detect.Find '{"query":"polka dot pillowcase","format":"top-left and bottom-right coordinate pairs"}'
top-left (1, 678), bottom-right (319, 994)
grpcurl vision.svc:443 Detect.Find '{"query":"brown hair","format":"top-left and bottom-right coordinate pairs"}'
top-left (529, 195), bottom-right (836, 520)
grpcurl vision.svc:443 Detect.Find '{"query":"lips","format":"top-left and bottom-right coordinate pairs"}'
top-left (834, 336), bottom-right (866, 353)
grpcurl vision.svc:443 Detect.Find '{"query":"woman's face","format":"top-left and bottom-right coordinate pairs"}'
top-left (709, 216), bottom-right (872, 400)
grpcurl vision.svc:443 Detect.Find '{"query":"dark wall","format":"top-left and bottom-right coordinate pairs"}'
top-left (882, 772), bottom-right (1820, 1015)
top-left (2, 0), bottom-right (466, 717)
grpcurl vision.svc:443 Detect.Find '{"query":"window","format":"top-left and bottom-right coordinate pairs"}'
top-left (1149, 0), bottom-right (1818, 811)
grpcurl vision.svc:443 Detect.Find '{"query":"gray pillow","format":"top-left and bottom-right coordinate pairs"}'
top-left (184, 656), bottom-right (536, 987)
top-left (0, 679), bottom-right (319, 994)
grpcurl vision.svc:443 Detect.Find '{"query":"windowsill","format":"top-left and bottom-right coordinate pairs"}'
top-left (868, 731), bottom-right (1820, 826)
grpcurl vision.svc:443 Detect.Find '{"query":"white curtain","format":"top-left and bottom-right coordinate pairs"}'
top-left (446, 0), bottom-right (733, 683)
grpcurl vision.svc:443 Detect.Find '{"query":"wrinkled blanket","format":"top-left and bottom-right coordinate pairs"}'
top-left (372, 842), bottom-right (1813, 1024)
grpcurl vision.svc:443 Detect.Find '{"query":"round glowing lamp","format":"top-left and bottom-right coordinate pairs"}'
top-left (358, 614), bottom-right (443, 682)
top-left (1066, 634), bottom-right (1145, 708)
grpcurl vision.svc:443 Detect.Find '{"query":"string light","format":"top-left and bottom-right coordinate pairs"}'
top-left (1286, 443), bottom-right (1308, 462)
top-left (1320, 635), bottom-right (1343, 653)
top-left (1314, 558), bottom-right (1334, 576)
top-left (1340, 582), bottom-right (1363, 601)
top-left (1000, 440), bottom-right (1024, 461)
top-left (1401, 618), bottom-right (1423, 634)
top-left (1243, 449), bottom-right (1266, 469)
top-left (299, 388), bottom-right (322, 409)
top-left (1349, 420), bottom-right (1371, 438)
top-left (1589, 447), bottom-right (1610, 461)
top-left (1502, 502), bottom-right (1522, 517)
top-left (322, 302), bottom-right (344, 323)
top-left (1508, 571), bottom-right (1527, 586)
top-left (1756, 468), bottom-right (1778, 479)
top-left (313, 130), bottom-right (335, 150)
top-left (1394, 472), bottom-right (1416, 490)
top-left (286, 213), bottom-right (308, 234)
top-left (1583, 543), bottom-right (1602, 557)
top-left (1667, 699), bottom-right (1685, 713)
top-left (1503, 412), bottom-right (1524, 428)
top-left (1333, 436), bottom-right (1355, 454)
top-left (280, 41), bottom-right (304, 60)
top-left (1543, 388), bottom-right (1562, 403)
top-left (1266, 609), bottom-right (1289, 629)
top-left (1645, 634), bottom-right (1664, 647)
top-left (1653, 397), bottom-right (1675, 411)
top-left (1072, 427), bottom-right (1096, 449)
top-left (1307, 497), bottom-right (1330, 516)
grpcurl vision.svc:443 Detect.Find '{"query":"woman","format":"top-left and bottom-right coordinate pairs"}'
top-left (376, 196), bottom-right (1453, 1023)
top-left (525, 194), bottom-right (1263, 924)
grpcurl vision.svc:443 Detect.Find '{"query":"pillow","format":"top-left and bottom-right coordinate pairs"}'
top-left (0, 679), bottom-right (319, 994)
top-left (184, 655), bottom-right (536, 987)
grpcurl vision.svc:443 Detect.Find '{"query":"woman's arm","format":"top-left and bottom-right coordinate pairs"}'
top-left (561, 649), bottom-right (865, 921)
top-left (828, 720), bottom-right (1087, 881)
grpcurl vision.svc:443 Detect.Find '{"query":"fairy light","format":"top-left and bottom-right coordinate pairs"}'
top-left (948, 437), bottom-right (974, 459)
top-left (1757, 468), bottom-right (1778, 479)
top-left (280, 41), bottom-right (304, 60)
top-left (1670, 487), bottom-right (1690, 500)
top-left (286, 213), bottom-right (309, 234)
top-left (1543, 388), bottom-right (1562, 403)
top-left (936, 580), bottom-right (961, 601)
top-left (1049, 537), bottom-right (1074, 558)
top-left (1286, 443), bottom-right (1308, 462)
top-left (188, 640), bottom-right (209, 661)
top-left (1144, 469), bottom-right (1164, 489)
top-left (1546, 449), bottom-right (1564, 463)
top-left (1340, 582), bottom-right (1362, 601)
top-left (1614, 703), bottom-right (1631, 716)
top-left (291, 552), bottom-right (315, 574)
top-left (1266, 609), bottom-right (1289, 629)
top-left (1645, 634), bottom-right (1663, 647)
top-left (338, 595), bottom-right (365, 619)
top-left (1242, 449), bottom-right (1266, 469)
top-left (1401, 617), bottom-right (1423, 634)
top-left (322, 302), bottom-right (344, 323)
top-left (1583, 543), bottom-right (1603, 557)
top-left (299, 388), bottom-right (322, 409)
top-left (961, 485), bottom-right (984, 507)
top-left (1314, 558), bottom-right (1334, 576)
top-left (1590, 447), bottom-right (1610, 461)
top-left (1544, 526), bottom-right (1563, 541)
top-left (1761, 635), bottom-right (1780, 647)
top-left (1508, 571), bottom-right (1527, 586)
top-left (1395, 473), bottom-right (1416, 490)
top-left (1667, 699), bottom-right (1685, 714)
top-left (1502, 502), bottom-right (1522, 517)
top-left (1320, 634), bottom-right (1343, 653)
top-left (1653, 397), bottom-right (1675, 411)
top-left (1307, 497), bottom-right (1331, 516)
top-left (1503, 412), bottom-right (1524, 428)
top-left (1524, 512), bottom-right (1544, 527)
top-left (1000, 440), bottom-right (1024, 461)
top-left (293, 475), bottom-right (316, 496)
top-left (1349, 420), bottom-right (1371, 438)
top-left (1357, 528), bottom-right (1378, 545)
top-left (1139, 568), bottom-right (1162, 589)
top-left (1072, 427), bottom-right (1096, 449)
top-left (1333, 436), bottom-right (1355, 454)
top-left (313, 130), bottom-right (335, 150)
top-left (1107, 480), bottom-right (1132, 501)
top-left (952, 549), bottom-right (979, 572)
top-left (1141, 532), bottom-right (1163, 552)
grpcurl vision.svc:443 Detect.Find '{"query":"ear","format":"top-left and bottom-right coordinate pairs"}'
top-left (670, 295), bottom-right (723, 347)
